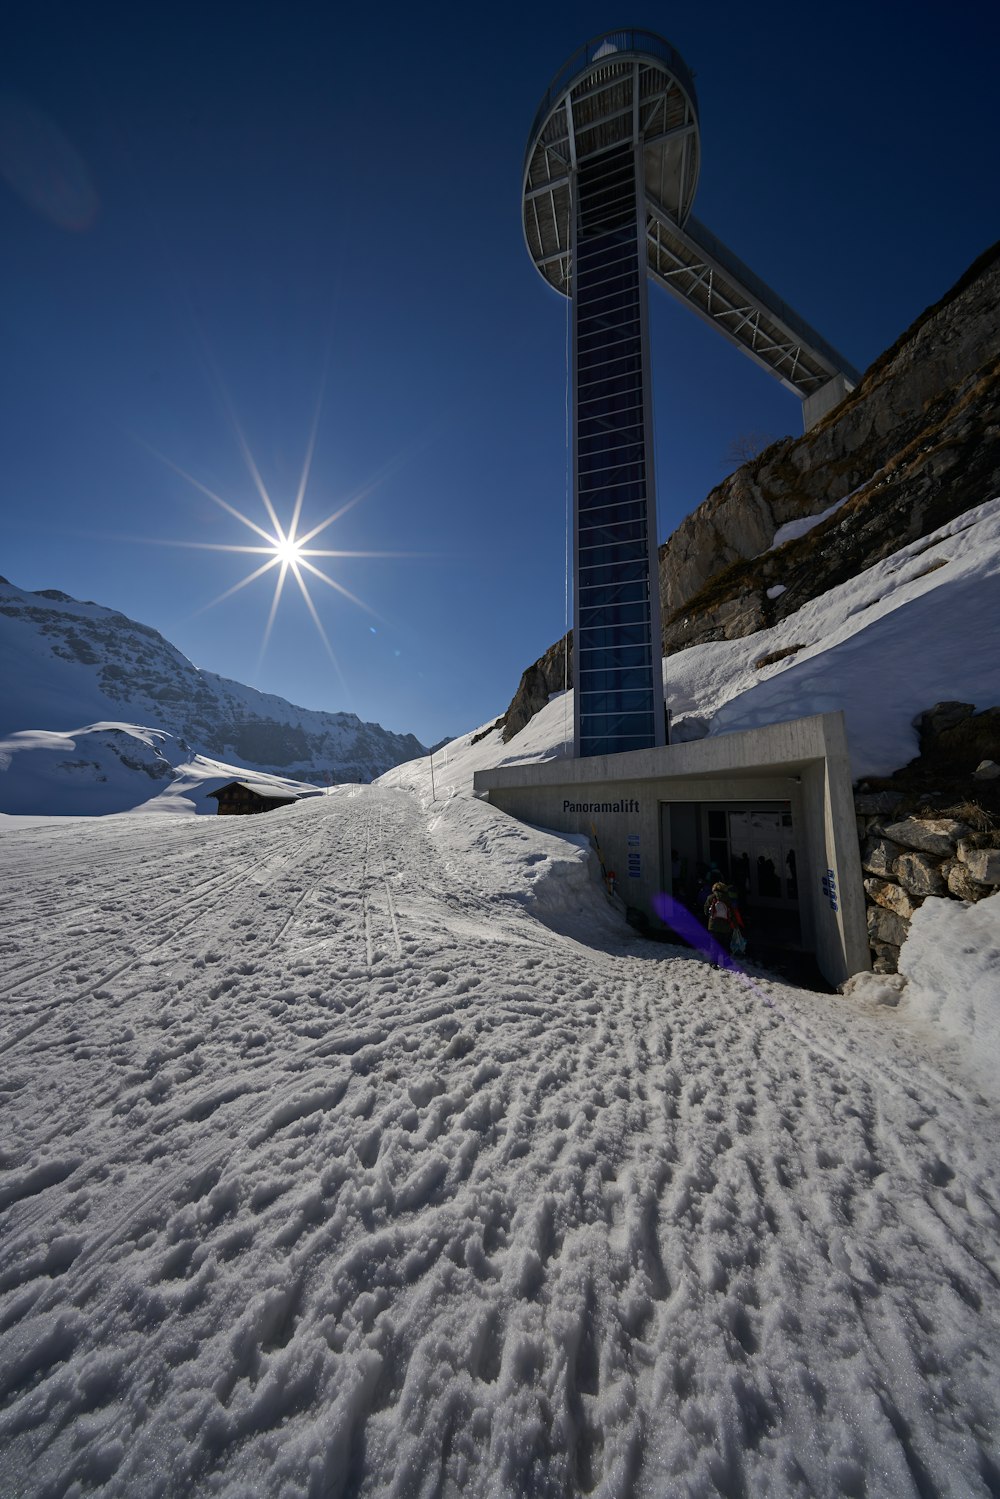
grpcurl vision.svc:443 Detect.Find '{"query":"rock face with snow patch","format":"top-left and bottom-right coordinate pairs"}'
top-left (0, 578), bottom-right (426, 789)
top-left (660, 242), bottom-right (1000, 649)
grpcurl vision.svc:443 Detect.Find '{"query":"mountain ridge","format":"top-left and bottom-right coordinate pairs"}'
top-left (0, 577), bottom-right (427, 795)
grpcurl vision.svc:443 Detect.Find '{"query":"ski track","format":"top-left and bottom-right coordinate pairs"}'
top-left (1, 786), bottom-right (999, 1497)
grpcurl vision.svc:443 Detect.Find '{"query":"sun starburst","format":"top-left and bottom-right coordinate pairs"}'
top-left (140, 394), bottom-right (422, 692)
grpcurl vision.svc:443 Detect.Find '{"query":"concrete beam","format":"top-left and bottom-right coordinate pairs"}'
top-left (802, 373), bottom-right (854, 430)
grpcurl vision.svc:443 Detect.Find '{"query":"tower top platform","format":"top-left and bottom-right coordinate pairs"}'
top-left (522, 29), bottom-right (859, 411)
top-left (523, 29), bottom-right (701, 297)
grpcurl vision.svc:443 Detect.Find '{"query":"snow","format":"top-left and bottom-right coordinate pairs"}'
top-left (898, 893), bottom-right (1000, 1101)
top-left (767, 494), bottom-right (853, 551)
top-left (3, 498), bottom-right (1000, 1492)
top-left (0, 722), bottom-right (322, 820)
top-left (0, 577), bottom-right (426, 792)
top-left (668, 496), bottom-right (1000, 777)
top-left (2, 775), bottom-right (1000, 1494)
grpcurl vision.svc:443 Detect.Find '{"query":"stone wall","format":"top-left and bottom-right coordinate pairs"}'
top-left (857, 805), bottom-right (1000, 972)
top-left (854, 701), bottom-right (1000, 972)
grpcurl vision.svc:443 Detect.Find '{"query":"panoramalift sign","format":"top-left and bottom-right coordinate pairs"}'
top-left (563, 799), bottom-right (640, 814)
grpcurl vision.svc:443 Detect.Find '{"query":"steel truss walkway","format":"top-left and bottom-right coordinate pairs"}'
top-left (523, 32), bottom-right (859, 429)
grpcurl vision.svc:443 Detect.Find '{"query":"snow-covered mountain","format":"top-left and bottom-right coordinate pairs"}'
top-left (0, 577), bottom-right (427, 811)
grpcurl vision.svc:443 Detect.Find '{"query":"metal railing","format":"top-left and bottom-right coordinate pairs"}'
top-left (524, 29), bottom-right (698, 175)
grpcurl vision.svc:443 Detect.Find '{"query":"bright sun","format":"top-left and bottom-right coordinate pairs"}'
top-left (272, 532), bottom-right (304, 567)
top-left (147, 399), bottom-right (416, 691)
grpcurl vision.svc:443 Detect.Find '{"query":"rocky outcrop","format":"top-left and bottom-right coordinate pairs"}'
top-left (501, 632), bottom-right (572, 743)
top-left (854, 700), bottom-right (1000, 972)
top-left (660, 242), bottom-right (1000, 650)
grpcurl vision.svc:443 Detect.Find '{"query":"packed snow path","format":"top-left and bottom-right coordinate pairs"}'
top-left (2, 787), bottom-right (999, 1497)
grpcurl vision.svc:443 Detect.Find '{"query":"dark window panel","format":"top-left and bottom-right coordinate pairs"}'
top-left (577, 622), bottom-right (652, 651)
top-left (577, 348), bottom-right (644, 379)
top-left (578, 554), bottom-right (650, 581)
top-left (580, 731), bottom-right (656, 756)
top-left (579, 527), bottom-right (648, 553)
top-left (579, 527), bottom-right (650, 550)
top-left (578, 457), bottom-right (647, 484)
top-left (578, 371), bottom-right (643, 402)
top-left (577, 639), bottom-right (653, 662)
top-left (578, 573), bottom-right (649, 599)
top-left (579, 492), bottom-right (648, 518)
top-left (578, 603), bottom-right (650, 630)
top-left (577, 667), bottom-right (655, 694)
top-left (579, 594), bottom-right (649, 622)
top-left (576, 421), bottom-right (645, 448)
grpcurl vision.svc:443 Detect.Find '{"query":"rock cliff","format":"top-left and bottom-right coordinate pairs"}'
top-left (501, 633), bottom-right (573, 743)
top-left (660, 241), bottom-right (1000, 647)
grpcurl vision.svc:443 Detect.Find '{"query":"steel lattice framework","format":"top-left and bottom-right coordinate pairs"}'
top-left (523, 30), bottom-right (859, 413)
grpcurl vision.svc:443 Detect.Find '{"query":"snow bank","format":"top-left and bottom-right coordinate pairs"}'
top-left (0, 723), bottom-right (323, 819)
top-left (0, 722), bottom-right (179, 816)
top-left (670, 496), bottom-right (1000, 778)
top-left (898, 891), bottom-right (1000, 1099)
top-left (422, 792), bottom-right (623, 944)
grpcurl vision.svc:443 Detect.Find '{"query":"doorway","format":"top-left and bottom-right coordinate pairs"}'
top-left (661, 800), bottom-right (802, 948)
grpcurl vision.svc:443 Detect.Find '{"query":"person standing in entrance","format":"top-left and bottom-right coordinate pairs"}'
top-left (705, 881), bottom-right (745, 958)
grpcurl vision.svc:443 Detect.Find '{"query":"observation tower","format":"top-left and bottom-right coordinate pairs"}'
top-left (523, 29), bottom-right (860, 759)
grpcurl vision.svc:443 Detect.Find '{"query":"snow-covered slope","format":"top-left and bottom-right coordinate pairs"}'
top-left (2, 778), bottom-right (998, 1495)
top-left (0, 721), bottom-right (327, 820)
top-left (0, 722), bottom-right (180, 818)
top-left (670, 496), bottom-right (1000, 778)
top-left (4, 497), bottom-right (999, 1488)
top-left (387, 495), bottom-right (1000, 801)
top-left (0, 578), bottom-right (427, 801)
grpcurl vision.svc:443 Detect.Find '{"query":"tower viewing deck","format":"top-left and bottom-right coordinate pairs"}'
top-left (523, 29), bottom-right (859, 419)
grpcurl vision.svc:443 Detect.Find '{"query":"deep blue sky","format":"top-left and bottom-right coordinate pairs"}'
top-left (2, 1), bottom-right (996, 746)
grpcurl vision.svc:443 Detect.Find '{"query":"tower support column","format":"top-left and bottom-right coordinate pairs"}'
top-left (572, 141), bottom-right (665, 758)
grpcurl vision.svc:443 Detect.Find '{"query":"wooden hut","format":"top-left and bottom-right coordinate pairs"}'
top-left (207, 781), bottom-right (300, 816)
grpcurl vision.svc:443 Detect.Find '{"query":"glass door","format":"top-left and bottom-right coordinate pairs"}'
top-left (728, 807), bottom-right (798, 908)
